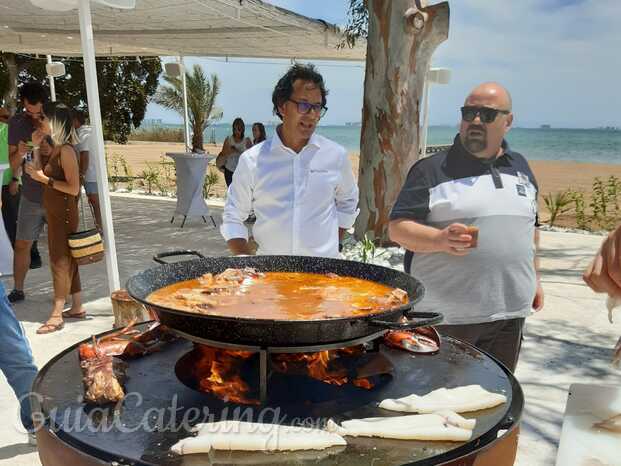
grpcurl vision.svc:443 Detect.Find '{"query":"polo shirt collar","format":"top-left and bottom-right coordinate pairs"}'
top-left (452, 134), bottom-right (512, 165)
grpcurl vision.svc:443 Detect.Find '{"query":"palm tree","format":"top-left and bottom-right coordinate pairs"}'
top-left (153, 64), bottom-right (222, 152)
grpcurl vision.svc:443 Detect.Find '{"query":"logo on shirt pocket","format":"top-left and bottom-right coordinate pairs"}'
top-left (516, 184), bottom-right (527, 197)
top-left (517, 171), bottom-right (530, 185)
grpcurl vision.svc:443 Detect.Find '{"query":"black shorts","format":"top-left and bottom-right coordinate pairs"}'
top-left (436, 318), bottom-right (525, 372)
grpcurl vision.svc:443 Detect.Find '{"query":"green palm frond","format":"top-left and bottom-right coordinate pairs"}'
top-left (153, 64), bottom-right (221, 152)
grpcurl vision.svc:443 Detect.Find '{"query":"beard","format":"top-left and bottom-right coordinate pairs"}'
top-left (463, 136), bottom-right (487, 153)
top-left (463, 126), bottom-right (488, 153)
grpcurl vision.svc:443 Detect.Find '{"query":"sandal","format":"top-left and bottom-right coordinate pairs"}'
top-left (62, 309), bottom-right (87, 319)
top-left (36, 319), bottom-right (65, 334)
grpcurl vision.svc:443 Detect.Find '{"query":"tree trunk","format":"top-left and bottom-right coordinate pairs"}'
top-left (354, 0), bottom-right (449, 242)
top-left (3, 53), bottom-right (19, 113)
top-left (110, 289), bottom-right (152, 328)
top-left (191, 125), bottom-right (204, 152)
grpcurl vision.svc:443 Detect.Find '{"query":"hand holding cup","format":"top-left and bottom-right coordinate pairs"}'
top-left (436, 223), bottom-right (476, 256)
top-left (24, 161), bottom-right (46, 183)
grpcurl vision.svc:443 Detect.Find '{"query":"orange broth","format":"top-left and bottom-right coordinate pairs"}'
top-left (147, 271), bottom-right (408, 320)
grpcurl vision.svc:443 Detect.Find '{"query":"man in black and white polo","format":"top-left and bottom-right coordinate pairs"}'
top-left (388, 82), bottom-right (543, 372)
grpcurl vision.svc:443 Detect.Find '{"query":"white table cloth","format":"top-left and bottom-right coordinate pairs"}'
top-left (166, 152), bottom-right (216, 228)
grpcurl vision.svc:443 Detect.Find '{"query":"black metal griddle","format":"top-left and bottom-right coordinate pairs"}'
top-left (126, 253), bottom-right (442, 347)
top-left (31, 323), bottom-right (522, 466)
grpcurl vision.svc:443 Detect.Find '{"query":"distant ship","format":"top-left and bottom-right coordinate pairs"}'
top-left (540, 124), bottom-right (551, 129)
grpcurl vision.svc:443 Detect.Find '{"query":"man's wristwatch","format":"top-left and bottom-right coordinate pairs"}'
top-left (47, 177), bottom-right (55, 188)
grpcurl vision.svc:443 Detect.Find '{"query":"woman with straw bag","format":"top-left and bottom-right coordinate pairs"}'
top-left (24, 103), bottom-right (84, 334)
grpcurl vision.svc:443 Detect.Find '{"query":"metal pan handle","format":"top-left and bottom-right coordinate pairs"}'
top-left (153, 250), bottom-right (206, 264)
top-left (370, 310), bottom-right (443, 330)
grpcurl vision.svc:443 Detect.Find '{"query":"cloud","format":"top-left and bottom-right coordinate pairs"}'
top-left (431, 0), bottom-right (621, 127)
top-left (146, 1), bottom-right (620, 128)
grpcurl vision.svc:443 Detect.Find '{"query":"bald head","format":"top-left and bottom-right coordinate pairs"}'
top-left (459, 82), bottom-right (514, 159)
top-left (464, 82), bottom-right (512, 111)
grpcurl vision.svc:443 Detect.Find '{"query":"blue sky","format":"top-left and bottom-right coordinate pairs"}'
top-left (144, 0), bottom-right (621, 128)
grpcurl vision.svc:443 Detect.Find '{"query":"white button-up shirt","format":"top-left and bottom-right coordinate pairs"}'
top-left (220, 129), bottom-right (359, 257)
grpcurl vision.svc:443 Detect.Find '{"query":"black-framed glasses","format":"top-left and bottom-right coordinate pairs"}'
top-left (461, 106), bottom-right (510, 124)
top-left (289, 99), bottom-right (327, 118)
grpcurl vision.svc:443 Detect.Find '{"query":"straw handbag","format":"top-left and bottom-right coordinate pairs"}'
top-left (68, 190), bottom-right (104, 265)
top-left (215, 151), bottom-right (227, 172)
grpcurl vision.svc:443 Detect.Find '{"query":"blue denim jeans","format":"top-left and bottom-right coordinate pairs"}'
top-left (0, 281), bottom-right (38, 431)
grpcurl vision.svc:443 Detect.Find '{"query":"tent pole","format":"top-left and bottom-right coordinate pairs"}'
top-left (46, 55), bottom-right (56, 102)
top-left (420, 67), bottom-right (431, 158)
top-left (179, 56), bottom-right (191, 153)
top-left (78, 0), bottom-right (120, 294)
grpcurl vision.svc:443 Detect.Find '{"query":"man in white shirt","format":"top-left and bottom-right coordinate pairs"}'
top-left (221, 64), bottom-right (359, 257)
top-left (73, 110), bottom-right (101, 229)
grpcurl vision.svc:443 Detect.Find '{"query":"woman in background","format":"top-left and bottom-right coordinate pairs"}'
top-left (218, 117), bottom-right (252, 187)
top-left (251, 122), bottom-right (266, 145)
top-left (25, 103), bottom-right (82, 334)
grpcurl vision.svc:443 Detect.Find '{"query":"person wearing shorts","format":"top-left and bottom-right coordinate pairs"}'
top-left (7, 83), bottom-right (48, 303)
top-left (9, 159), bottom-right (48, 304)
top-left (73, 111), bottom-right (101, 230)
top-left (84, 181), bottom-right (98, 196)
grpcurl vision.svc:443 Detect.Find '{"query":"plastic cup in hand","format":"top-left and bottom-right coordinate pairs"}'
top-left (466, 226), bottom-right (479, 248)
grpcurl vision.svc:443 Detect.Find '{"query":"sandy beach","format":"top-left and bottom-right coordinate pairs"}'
top-left (105, 141), bottom-right (621, 228)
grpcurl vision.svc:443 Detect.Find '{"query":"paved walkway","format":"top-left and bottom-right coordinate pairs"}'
top-left (0, 194), bottom-right (619, 465)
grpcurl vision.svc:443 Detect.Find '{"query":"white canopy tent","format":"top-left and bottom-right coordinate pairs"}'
top-left (0, 0), bottom-right (365, 60)
top-left (0, 0), bottom-right (365, 294)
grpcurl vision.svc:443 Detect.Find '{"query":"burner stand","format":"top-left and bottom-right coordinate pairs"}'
top-left (169, 328), bottom-right (387, 403)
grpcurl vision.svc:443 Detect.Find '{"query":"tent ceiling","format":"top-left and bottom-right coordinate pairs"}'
top-left (0, 0), bottom-right (365, 61)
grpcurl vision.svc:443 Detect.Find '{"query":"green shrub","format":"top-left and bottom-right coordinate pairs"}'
top-left (203, 168), bottom-right (220, 198)
top-left (128, 126), bottom-right (184, 143)
top-left (543, 190), bottom-right (572, 226)
top-left (569, 190), bottom-right (588, 230)
top-left (140, 164), bottom-right (160, 195)
top-left (607, 175), bottom-right (621, 214)
top-left (156, 156), bottom-right (176, 196)
top-left (360, 234), bottom-right (376, 263)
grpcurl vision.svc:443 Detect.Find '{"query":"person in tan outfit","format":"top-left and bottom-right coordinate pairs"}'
top-left (24, 103), bottom-right (83, 334)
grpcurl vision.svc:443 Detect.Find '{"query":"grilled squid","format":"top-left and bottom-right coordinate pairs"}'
top-left (325, 410), bottom-right (476, 442)
top-left (170, 421), bottom-right (346, 453)
top-left (379, 385), bottom-right (507, 414)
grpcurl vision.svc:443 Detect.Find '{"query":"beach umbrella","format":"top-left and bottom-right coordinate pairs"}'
top-left (28, 0), bottom-right (133, 293)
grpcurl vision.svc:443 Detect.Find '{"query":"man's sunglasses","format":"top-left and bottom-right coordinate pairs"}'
top-left (289, 99), bottom-right (327, 118)
top-left (461, 106), bottom-right (510, 124)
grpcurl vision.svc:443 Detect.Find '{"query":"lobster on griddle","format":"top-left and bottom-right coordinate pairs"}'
top-left (78, 320), bottom-right (174, 404)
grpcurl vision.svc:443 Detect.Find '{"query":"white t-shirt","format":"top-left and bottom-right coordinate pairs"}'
top-left (76, 125), bottom-right (97, 183)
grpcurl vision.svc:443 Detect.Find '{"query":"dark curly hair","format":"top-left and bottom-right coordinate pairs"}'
top-left (19, 82), bottom-right (47, 106)
top-left (272, 64), bottom-right (328, 120)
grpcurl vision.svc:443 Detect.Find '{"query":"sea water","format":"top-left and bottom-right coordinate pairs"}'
top-left (196, 124), bottom-right (621, 164)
